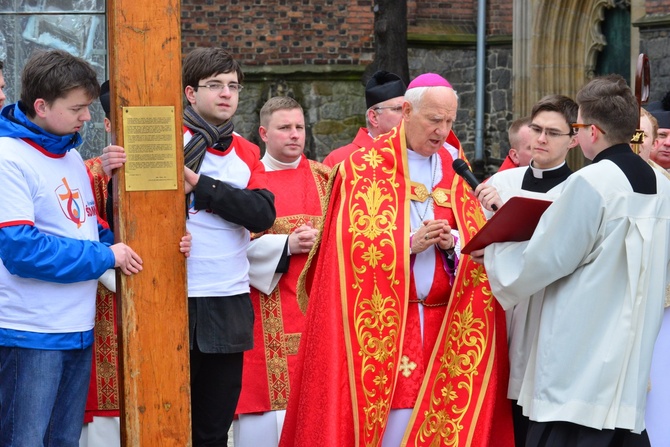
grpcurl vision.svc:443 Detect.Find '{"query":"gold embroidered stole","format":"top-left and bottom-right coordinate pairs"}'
top-left (83, 157), bottom-right (119, 417)
top-left (337, 124), bottom-right (410, 446)
top-left (329, 126), bottom-right (504, 446)
top-left (402, 153), bottom-right (500, 447)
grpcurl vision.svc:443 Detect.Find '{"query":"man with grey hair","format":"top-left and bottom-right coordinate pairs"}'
top-left (643, 91), bottom-right (670, 447)
top-left (279, 73), bottom-right (513, 447)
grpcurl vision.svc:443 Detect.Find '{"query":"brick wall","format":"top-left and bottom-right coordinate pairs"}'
top-left (181, 0), bottom-right (376, 65)
top-left (646, 0), bottom-right (670, 15)
top-left (180, 0), bottom-right (513, 64)
top-left (489, 0), bottom-right (513, 35)
top-left (180, 0), bottom-right (517, 164)
top-left (413, 1), bottom-right (476, 23)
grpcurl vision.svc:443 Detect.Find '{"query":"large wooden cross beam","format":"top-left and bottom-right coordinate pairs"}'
top-left (107, 1), bottom-right (191, 445)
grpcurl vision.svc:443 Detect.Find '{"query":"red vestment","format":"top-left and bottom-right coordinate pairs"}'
top-left (497, 155), bottom-right (519, 172)
top-left (279, 123), bottom-right (514, 447)
top-left (83, 157), bottom-right (120, 423)
top-left (322, 127), bottom-right (373, 167)
top-left (236, 156), bottom-right (330, 414)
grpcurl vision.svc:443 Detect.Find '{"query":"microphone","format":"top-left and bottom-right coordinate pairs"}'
top-left (452, 158), bottom-right (498, 211)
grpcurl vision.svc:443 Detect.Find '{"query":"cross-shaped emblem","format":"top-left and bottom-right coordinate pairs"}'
top-left (399, 355), bottom-right (417, 378)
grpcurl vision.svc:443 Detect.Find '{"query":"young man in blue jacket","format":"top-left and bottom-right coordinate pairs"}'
top-left (0, 50), bottom-right (143, 446)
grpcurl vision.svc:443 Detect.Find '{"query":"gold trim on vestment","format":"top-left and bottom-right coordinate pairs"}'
top-left (402, 147), bottom-right (498, 447)
top-left (94, 283), bottom-right (118, 410)
top-left (270, 214), bottom-right (324, 236)
top-left (260, 287), bottom-right (291, 411)
top-left (296, 168), bottom-right (339, 313)
top-left (337, 127), bottom-right (408, 446)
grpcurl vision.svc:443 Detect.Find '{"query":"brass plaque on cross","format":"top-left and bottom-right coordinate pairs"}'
top-left (122, 106), bottom-right (178, 191)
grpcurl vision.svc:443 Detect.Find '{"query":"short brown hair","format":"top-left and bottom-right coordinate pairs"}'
top-left (182, 47), bottom-right (244, 91)
top-left (508, 116), bottom-right (531, 149)
top-left (531, 95), bottom-right (578, 134)
top-left (259, 96), bottom-right (303, 127)
top-left (576, 74), bottom-right (638, 145)
top-left (20, 50), bottom-right (99, 118)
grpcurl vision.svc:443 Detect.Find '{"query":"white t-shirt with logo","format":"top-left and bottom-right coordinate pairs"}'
top-left (0, 137), bottom-right (99, 333)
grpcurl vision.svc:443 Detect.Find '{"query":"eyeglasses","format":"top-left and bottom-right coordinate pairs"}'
top-left (571, 123), bottom-right (607, 135)
top-left (373, 105), bottom-right (403, 113)
top-left (197, 83), bottom-right (244, 93)
top-left (528, 123), bottom-right (573, 139)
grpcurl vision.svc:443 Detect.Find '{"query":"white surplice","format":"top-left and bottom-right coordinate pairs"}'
top-left (484, 157), bottom-right (670, 433)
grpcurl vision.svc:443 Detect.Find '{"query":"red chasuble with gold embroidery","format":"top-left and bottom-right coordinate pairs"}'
top-left (83, 157), bottom-right (120, 422)
top-left (236, 157), bottom-right (329, 414)
top-left (279, 124), bottom-right (513, 447)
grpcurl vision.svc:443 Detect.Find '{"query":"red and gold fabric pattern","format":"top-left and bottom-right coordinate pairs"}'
top-left (337, 126), bottom-right (409, 445)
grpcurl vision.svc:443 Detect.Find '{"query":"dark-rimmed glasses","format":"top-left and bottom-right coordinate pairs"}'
top-left (528, 123), bottom-right (572, 139)
top-left (571, 123), bottom-right (607, 135)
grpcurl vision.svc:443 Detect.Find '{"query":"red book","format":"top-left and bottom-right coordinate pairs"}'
top-left (461, 196), bottom-right (553, 254)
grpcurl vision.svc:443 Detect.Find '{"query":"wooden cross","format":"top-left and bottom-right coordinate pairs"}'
top-left (107, 1), bottom-right (191, 445)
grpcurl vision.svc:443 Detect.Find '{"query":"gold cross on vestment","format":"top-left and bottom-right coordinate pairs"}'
top-left (399, 355), bottom-right (417, 378)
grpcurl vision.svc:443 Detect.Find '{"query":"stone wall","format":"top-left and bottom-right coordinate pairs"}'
top-left (409, 45), bottom-right (514, 169)
top-left (233, 69), bottom-right (367, 161)
top-left (233, 44), bottom-right (514, 169)
top-left (638, 19), bottom-right (670, 101)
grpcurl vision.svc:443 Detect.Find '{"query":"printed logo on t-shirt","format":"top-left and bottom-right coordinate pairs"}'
top-left (55, 177), bottom-right (89, 228)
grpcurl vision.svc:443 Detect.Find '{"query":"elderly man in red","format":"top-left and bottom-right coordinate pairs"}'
top-left (279, 73), bottom-right (513, 447)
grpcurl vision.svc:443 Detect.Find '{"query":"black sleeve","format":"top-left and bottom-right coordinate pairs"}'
top-left (193, 174), bottom-right (276, 233)
top-left (275, 239), bottom-right (290, 274)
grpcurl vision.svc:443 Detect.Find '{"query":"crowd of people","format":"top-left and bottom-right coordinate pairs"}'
top-left (1, 46), bottom-right (670, 447)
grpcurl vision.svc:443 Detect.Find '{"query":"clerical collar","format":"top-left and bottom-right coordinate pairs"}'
top-left (521, 161), bottom-right (573, 193)
top-left (262, 152), bottom-right (301, 172)
top-left (529, 160), bottom-right (567, 179)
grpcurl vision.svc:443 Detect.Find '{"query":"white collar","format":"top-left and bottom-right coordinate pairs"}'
top-left (262, 152), bottom-right (301, 172)
top-left (529, 160), bottom-right (565, 178)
